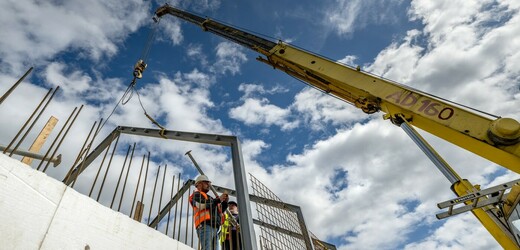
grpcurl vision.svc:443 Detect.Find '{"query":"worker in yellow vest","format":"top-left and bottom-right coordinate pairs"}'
top-left (189, 175), bottom-right (229, 250)
top-left (220, 201), bottom-right (241, 250)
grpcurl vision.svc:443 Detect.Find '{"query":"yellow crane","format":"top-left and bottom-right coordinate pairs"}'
top-left (155, 4), bottom-right (520, 249)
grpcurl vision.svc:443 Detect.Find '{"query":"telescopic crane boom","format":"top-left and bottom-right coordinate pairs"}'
top-left (155, 5), bottom-right (520, 249)
top-left (155, 5), bottom-right (520, 174)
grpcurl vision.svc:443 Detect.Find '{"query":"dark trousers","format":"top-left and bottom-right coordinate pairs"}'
top-left (222, 230), bottom-right (241, 250)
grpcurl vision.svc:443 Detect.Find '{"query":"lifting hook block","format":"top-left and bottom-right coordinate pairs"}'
top-left (133, 59), bottom-right (147, 79)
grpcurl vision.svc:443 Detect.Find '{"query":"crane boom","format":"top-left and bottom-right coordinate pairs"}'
top-left (155, 5), bottom-right (520, 173)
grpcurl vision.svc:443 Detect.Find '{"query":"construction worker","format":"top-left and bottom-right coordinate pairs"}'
top-left (189, 175), bottom-right (229, 250)
top-left (220, 201), bottom-right (241, 250)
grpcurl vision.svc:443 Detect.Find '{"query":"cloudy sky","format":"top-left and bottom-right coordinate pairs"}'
top-left (1, 0), bottom-right (520, 249)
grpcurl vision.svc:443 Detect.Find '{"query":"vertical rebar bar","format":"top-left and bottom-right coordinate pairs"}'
top-left (166, 173), bottom-right (175, 236)
top-left (157, 164), bottom-right (167, 230)
top-left (130, 154), bottom-right (146, 218)
top-left (118, 142), bottom-right (136, 212)
top-left (185, 185), bottom-right (190, 244)
top-left (147, 165), bottom-right (162, 225)
top-left (177, 180), bottom-right (185, 240)
top-left (36, 105), bottom-right (79, 171)
top-left (89, 132), bottom-right (116, 197)
top-left (139, 152), bottom-right (150, 222)
top-left (69, 116), bottom-right (102, 187)
top-left (96, 135), bottom-right (120, 202)
top-left (110, 145), bottom-right (131, 209)
top-left (4, 87), bottom-right (55, 155)
top-left (172, 173), bottom-right (181, 239)
top-left (42, 106), bottom-right (85, 173)
top-left (68, 120), bottom-right (97, 185)
top-left (190, 194), bottom-right (195, 248)
top-left (0, 67), bottom-right (33, 105)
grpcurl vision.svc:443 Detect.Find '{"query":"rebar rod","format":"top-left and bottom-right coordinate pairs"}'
top-left (43, 106), bottom-right (85, 173)
top-left (96, 135), bottom-right (120, 202)
top-left (172, 173), bottom-right (181, 238)
top-left (71, 118), bottom-right (100, 170)
top-left (130, 154), bottom-right (146, 218)
top-left (177, 181), bottom-right (185, 240)
top-left (166, 173), bottom-right (175, 236)
top-left (139, 152), bottom-right (151, 222)
top-left (184, 185), bottom-right (190, 244)
top-left (70, 120), bottom-right (98, 184)
top-left (0, 144), bottom-right (61, 166)
top-left (148, 165), bottom-right (162, 225)
top-left (71, 116), bottom-right (103, 188)
top-left (4, 87), bottom-right (54, 155)
top-left (37, 105), bottom-right (79, 171)
top-left (191, 200), bottom-right (195, 248)
top-left (111, 145), bottom-right (132, 209)
top-left (157, 164), bottom-right (167, 230)
top-left (0, 67), bottom-right (33, 105)
top-left (89, 132), bottom-right (116, 197)
top-left (118, 142), bottom-right (136, 212)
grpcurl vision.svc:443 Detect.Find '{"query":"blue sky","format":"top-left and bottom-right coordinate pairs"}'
top-left (1, 0), bottom-right (520, 249)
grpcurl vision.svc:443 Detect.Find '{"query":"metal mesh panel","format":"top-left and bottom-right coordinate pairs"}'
top-left (250, 174), bottom-right (307, 250)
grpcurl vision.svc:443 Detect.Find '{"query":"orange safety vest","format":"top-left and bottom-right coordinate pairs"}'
top-left (189, 191), bottom-right (211, 228)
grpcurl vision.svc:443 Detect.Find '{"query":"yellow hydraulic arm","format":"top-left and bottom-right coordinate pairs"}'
top-left (155, 4), bottom-right (520, 248)
top-left (155, 5), bottom-right (520, 173)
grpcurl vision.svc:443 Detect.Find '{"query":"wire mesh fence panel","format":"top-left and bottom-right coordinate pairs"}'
top-left (250, 174), bottom-right (307, 250)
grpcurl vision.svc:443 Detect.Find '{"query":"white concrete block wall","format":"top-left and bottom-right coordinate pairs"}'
top-left (0, 154), bottom-right (193, 250)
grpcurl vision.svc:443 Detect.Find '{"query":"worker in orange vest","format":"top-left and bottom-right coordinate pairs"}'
top-left (189, 175), bottom-right (229, 250)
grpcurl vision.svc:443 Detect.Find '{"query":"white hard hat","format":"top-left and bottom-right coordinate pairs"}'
top-left (195, 175), bottom-right (210, 184)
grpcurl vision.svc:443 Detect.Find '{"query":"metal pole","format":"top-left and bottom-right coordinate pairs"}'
top-left (4, 87), bottom-right (54, 154)
top-left (111, 145), bottom-right (132, 209)
top-left (177, 182), bottom-right (185, 240)
top-left (43, 106), bottom-right (85, 172)
top-left (185, 185), bottom-right (191, 244)
top-left (71, 120), bottom-right (99, 175)
top-left (37, 106), bottom-right (79, 171)
top-left (148, 165), bottom-right (162, 225)
top-left (70, 116), bottom-right (103, 188)
top-left (118, 142), bottom-right (136, 212)
top-left (96, 135), bottom-right (120, 201)
top-left (230, 140), bottom-right (257, 250)
top-left (166, 173), bottom-right (175, 236)
top-left (399, 117), bottom-right (461, 184)
top-left (0, 145), bottom-right (61, 166)
top-left (157, 164), bottom-right (167, 230)
top-left (172, 173), bottom-right (181, 238)
top-left (0, 67), bottom-right (33, 105)
top-left (130, 154), bottom-right (146, 218)
top-left (139, 152), bottom-right (151, 222)
top-left (89, 132), bottom-right (116, 197)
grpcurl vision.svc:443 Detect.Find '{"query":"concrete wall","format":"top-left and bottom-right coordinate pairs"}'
top-left (0, 154), bottom-right (193, 250)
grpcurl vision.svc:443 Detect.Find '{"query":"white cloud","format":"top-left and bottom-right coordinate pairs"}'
top-left (159, 18), bottom-right (184, 45)
top-left (325, 0), bottom-right (404, 36)
top-left (210, 42), bottom-right (248, 76)
top-left (238, 83), bottom-right (289, 99)
top-left (403, 214), bottom-right (498, 250)
top-left (0, 0), bottom-right (149, 73)
top-left (186, 43), bottom-right (209, 67)
top-left (229, 98), bottom-right (299, 131)
top-left (292, 87), bottom-right (371, 130)
top-left (337, 55), bottom-right (358, 66)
